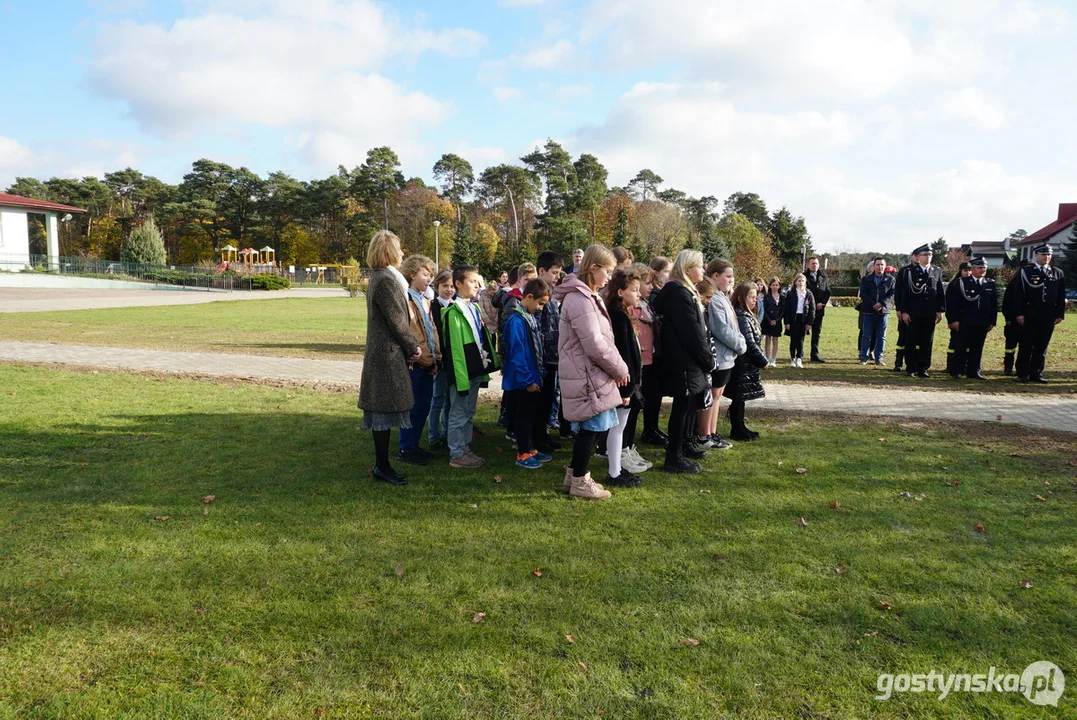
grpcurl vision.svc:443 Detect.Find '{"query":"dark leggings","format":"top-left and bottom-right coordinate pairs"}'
top-left (641, 363), bottom-right (662, 434)
top-left (373, 429), bottom-right (391, 471)
top-left (666, 394), bottom-right (693, 459)
top-left (729, 400), bottom-right (748, 435)
top-left (623, 405), bottom-right (640, 448)
top-left (571, 429), bottom-right (598, 476)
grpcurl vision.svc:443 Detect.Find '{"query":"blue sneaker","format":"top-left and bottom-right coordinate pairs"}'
top-left (533, 451), bottom-right (553, 464)
top-left (516, 453), bottom-right (542, 469)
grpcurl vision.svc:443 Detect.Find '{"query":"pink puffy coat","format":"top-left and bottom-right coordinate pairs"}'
top-left (555, 274), bottom-right (629, 422)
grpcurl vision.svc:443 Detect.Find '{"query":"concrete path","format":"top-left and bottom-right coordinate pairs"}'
top-left (0, 287), bottom-right (345, 313)
top-left (2, 341), bottom-right (1075, 434)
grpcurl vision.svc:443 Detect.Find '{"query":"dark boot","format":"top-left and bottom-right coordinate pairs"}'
top-left (1003, 352), bottom-right (1014, 376)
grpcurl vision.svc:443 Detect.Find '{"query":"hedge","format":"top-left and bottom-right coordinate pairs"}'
top-left (249, 274), bottom-right (291, 290)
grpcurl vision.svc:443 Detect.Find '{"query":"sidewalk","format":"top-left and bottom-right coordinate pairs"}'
top-left (2, 341), bottom-right (1075, 433)
top-left (0, 287), bottom-right (345, 313)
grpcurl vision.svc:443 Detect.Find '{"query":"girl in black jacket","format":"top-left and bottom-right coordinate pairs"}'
top-left (601, 267), bottom-right (647, 487)
top-left (652, 250), bottom-right (715, 474)
top-left (783, 273), bottom-right (816, 368)
top-left (725, 282), bottom-right (769, 441)
top-left (761, 277), bottom-right (783, 367)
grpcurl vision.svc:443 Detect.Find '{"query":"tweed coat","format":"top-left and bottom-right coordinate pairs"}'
top-left (358, 267), bottom-right (418, 414)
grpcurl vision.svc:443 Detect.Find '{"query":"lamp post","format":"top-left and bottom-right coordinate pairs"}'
top-left (433, 220), bottom-right (441, 270)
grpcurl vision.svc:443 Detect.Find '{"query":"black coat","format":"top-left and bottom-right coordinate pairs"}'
top-left (1011, 263), bottom-right (1067, 320)
top-left (805, 270), bottom-right (831, 308)
top-left (896, 263), bottom-right (945, 315)
top-left (609, 305), bottom-right (643, 404)
top-left (762, 292), bottom-right (784, 322)
top-left (652, 282), bottom-right (714, 398)
top-left (724, 310), bottom-right (768, 402)
top-left (782, 289), bottom-right (816, 328)
top-left (945, 276), bottom-right (998, 327)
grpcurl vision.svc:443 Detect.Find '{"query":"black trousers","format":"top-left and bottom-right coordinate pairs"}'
top-left (945, 327), bottom-right (961, 374)
top-left (1003, 323), bottom-right (1020, 371)
top-left (956, 325), bottom-right (989, 376)
top-left (665, 394), bottom-right (694, 462)
top-left (788, 314), bottom-right (807, 359)
top-left (641, 363), bottom-right (663, 435)
top-left (534, 364), bottom-right (558, 443)
top-left (810, 308), bottom-right (825, 358)
top-left (906, 314), bottom-right (938, 373)
top-left (508, 388), bottom-right (541, 456)
top-left (1016, 318), bottom-right (1057, 379)
top-left (894, 318), bottom-right (909, 368)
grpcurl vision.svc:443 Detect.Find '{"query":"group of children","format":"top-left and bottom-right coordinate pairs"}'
top-left (391, 243), bottom-right (773, 500)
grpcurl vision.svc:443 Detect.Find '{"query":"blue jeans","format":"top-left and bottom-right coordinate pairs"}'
top-left (447, 383), bottom-right (480, 459)
top-left (400, 366), bottom-right (435, 451)
top-left (860, 313), bottom-right (888, 361)
top-left (427, 367), bottom-right (450, 443)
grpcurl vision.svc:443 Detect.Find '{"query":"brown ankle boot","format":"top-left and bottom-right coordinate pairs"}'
top-left (569, 472), bottom-right (611, 500)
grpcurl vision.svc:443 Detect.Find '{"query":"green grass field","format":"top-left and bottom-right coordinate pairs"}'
top-left (1, 364), bottom-right (1074, 718)
top-left (0, 300), bottom-right (1072, 393)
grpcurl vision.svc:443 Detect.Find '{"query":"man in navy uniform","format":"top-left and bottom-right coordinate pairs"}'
top-left (944, 261), bottom-right (971, 377)
top-left (1011, 245), bottom-right (1066, 383)
top-left (945, 257), bottom-right (997, 379)
top-left (895, 244), bottom-right (946, 378)
top-left (1000, 262), bottom-right (1026, 376)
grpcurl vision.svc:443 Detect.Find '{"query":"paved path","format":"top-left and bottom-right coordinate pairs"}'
top-left (0, 287), bottom-right (345, 313)
top-left (2, 341), bottom-right (1075, 434)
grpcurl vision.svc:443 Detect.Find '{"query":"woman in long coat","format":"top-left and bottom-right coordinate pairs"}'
top-left (358, 230), bottom-right (421, 485)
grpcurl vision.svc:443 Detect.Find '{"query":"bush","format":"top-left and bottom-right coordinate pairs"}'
top-left (829, 286), bottom-right (859, 296)
top-left (345, 279), bottom-right (367, 297)
top-left (123, 216), bottom-right (167, 266)
top-left (250, 274), bottom-right (290, 291)
top-left (828, 296), bottom-right (861, 308)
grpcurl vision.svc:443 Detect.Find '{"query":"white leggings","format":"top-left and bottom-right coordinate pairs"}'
top-left (605, 406), bottom-right (630, 478)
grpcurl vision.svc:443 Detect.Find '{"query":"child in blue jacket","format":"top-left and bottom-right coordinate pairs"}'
top-left (502, 278), bottom-right (553, 469)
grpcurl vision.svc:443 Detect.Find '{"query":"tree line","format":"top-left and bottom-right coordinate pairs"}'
top-left (7, 141), bottom-right (815, 281)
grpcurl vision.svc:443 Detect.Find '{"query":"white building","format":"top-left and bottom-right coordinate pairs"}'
top-left (1015, 203), bottom-right (1077, 262)
top-left (0, 193), bottom-right (87, 270)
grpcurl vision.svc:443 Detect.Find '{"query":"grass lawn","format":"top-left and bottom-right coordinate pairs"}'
top-left (0, 300), bottom-right (1073, 393)
top-left (1, 364), bottom-right (1074, 718)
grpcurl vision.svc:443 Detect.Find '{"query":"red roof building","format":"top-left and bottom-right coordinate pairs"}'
top-left (0, 193), bottom-right (87, 215)
top-left (1015, 203), bottom-right (1077, 262)
top-left (0, 193), bottom-right (86, 268)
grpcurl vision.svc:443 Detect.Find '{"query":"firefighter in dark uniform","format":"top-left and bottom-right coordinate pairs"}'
top-left (1001, 263), bottom-right (1025, 375)
top-left (895, 244), bottom-right (946, 378)
top-left (1012, 244), bottom-right (1067, 383)
top-left (944, 262), bottom-right (971, 376)
top-left (892, 257), bottom-right (913, 372)
top-left (945, 256), bottom-right (997, 379)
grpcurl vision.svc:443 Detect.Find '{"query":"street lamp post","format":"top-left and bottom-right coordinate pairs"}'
top-left (433, 220), bottom-right (441, 270)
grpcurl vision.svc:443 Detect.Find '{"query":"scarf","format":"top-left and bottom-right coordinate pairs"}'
top-left (386, 265), bottom-right (409, 300)
top-left (408, 288), bottom-right (436, 356)
top-left (453, 297), bottom-right (492, 368)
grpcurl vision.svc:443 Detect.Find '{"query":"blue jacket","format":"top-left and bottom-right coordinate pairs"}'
top-left (502, 308), bottom-right (544, 390)
top-left (859, 273), bottom-right (896, 314)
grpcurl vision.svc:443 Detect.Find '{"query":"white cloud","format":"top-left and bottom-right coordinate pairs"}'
top-left (941, 87), bottom-right (1008, 131)
top-left (0, 137), bottom-right (34, 179)
top-left (446, 143), bottom-right (509, 170)
top-left (556, 83), bottom-right (593, 98)
top-left (87, 0), bottom-right (482, 172)
top-left (512, 39), bottom-right (574, 69)
top-left (494, 87), bottom-right (524, 102)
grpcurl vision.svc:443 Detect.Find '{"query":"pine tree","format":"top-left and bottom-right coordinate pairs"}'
top-left (613, 207), bottom-right (630, 247)
top-left (123, 215), bottom-right (166, 265)
top-left (450, 210), bottom-right (479, 268)
top-left (1058, 224), bottom-right (1077, 290)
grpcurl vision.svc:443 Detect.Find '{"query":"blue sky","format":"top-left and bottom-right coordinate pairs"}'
top-left (2, 0), bottom-right (1076, 253)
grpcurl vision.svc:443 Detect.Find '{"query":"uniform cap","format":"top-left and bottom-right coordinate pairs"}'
top-left (970, 256), bottom-right (987, 267)
top-left (912, 244), bottom-right (932, 255)
top-left (1033, 244), bottom-right (1052, 255)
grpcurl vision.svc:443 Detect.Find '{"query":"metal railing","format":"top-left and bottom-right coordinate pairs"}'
top-left (1, 254), bottom-right (237, 291)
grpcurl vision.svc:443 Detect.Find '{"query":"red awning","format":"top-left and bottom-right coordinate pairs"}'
top-left (0, 193), bottom-right (87, 214)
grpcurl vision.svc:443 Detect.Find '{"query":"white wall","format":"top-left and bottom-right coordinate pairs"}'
top-left (0, 208), bottom-right (30, 265)
top-left (1020, 223), bottom-right (1075, 261)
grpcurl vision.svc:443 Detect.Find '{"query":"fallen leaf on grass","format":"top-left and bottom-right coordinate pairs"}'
top-left (1020, 580), bottom-right (1032, 589)
top-left (945, 480), bottom-right (961, 487)
top-left (565, 635), bottom-right (575, 644)
top-left (472, 612), bottom-right (486, 623)
top-left (974, 522), bottom-right (987, 533)
top-left (1043, 480), bottom-right (1051, 486)
top-left (878, 437), bottom-right (888, 442)
top-left (712, 554), bottom-right (726, 563)
top-left (153, 515), bottom-right (169, 521)
top-left (699, 489), bottom-right (712, 494)
top-left (681, 638), bottom-right (700, 647)
top-left (201, 495), bottom-right (215, 504)
top-left (394, 565), bottom-right (404, 577)
top-left (469, 504), bottom-right (478, 508)
top-left (796, 467), bottom-right (808, 474)
top-left (879, 601), bottom-right (892, 610)
top-left (493, 475), bottom-right (503, 484)
top-left (865, 631), bottom-right (879, 637)
top-left (202, 507), bottom-right (209, 516)
top-left (531, 568), bottom-right (543, 577)
top-left (797, 517), bottom-right (808, 527)
top-left (828, 502), bottom-right (841, 510)
top-left (1035, 495), bottom-right (1047, 502)
top-left (578, 661), bottom-right (589, 672)
top-left (9, 392), bottom-right (14, 397)
top-left (834, 566), bottom-right (848, 575)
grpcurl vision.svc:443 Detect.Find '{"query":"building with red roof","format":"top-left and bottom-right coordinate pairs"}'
top-left (1014, 203), bottom-right (1077, 263)
top-left (0, 193), bottom-right (86, 269)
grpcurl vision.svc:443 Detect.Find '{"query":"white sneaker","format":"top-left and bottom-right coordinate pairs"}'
top-left (621, 448), bottom-right (649, 474)
top-left (796, 358), bottom-right (804, 368)
top-left (789, 359), bottom-right (797, 368)
top-left (628, 443), bottom-right (650, 471)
